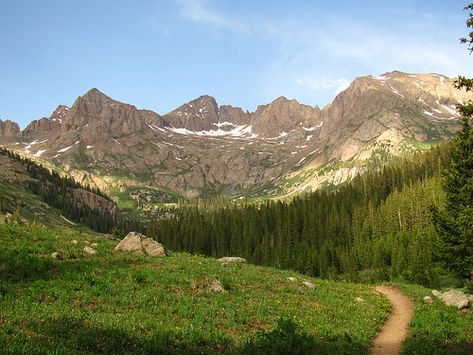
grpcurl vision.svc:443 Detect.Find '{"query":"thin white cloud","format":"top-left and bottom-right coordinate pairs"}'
top-left (295, 78), bottom-right (350, 95)
top-left (175, 0), bottom-right (249, 34)
top-left (173, 1), bottom-right (473, 107)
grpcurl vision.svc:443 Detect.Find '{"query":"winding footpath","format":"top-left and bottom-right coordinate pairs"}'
top-left (371, 285), bottom-right (414, 355)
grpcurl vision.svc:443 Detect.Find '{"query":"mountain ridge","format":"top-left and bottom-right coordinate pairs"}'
top-left (0, 71), bottom-right (470, 203)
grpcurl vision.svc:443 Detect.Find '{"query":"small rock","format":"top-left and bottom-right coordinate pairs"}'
top-left (206, 279), bottom-right (226, 293)
top-left (84, 241), bottom-right (90, 245)
top-left (302, 281), bottom-right (316, 289)
top-left (83, 246), bottom-right (97, 255)
top-left (218, 257), bottom-right (247, 263)
top-left (355, 297), bottom-right (365, 303)
top-left (441, 290), bottom-right (469, 309)
top-left (423, 296), bottom-right (434, 304)
top-left (70, 240), bottom-right (78, 245)
top-left (51, 252), bottom-right (63, 260)
top-left (432, 290), bottom-right (442, 298)
top-left (91, 242), bottom-right (98, 247)
top-left (287, 277), bottom-right (297, 282)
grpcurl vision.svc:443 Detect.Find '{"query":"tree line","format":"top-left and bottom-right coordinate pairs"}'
top-left (153, 143), bottom-right (455, 287)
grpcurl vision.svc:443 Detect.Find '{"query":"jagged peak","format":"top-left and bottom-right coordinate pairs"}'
top-left (0, 119), bottom-right (21, 138)
top-left (188, 94), bottom-right (218, 107)
top-left (0, 118), bottom-right (19, 125)
top-left (272, 95), bottom-right (291, 102)
top-left (81, 88), bottom-right (114, 102)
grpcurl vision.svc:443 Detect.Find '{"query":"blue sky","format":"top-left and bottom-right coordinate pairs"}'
top-left (1, 0), bottom-right (472, 128)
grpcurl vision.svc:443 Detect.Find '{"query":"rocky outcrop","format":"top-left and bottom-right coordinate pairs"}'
top-left (72, 188), bottom-right (118, 218)
top-left (114, 232), bottom-right (167, 257)
top-left (0, 119), bottom-right (20, 139)
top-left (251, 96), bottom-right (322, 137)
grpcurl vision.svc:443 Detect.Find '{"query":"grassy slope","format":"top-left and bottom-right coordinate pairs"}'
top-left (0, 222), bottom-right (390, 354)
top-left (399, 283), bottom-right (473, 355)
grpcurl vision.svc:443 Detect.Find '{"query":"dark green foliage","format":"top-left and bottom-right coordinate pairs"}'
top-left (432, 117), bottom-right (473, 281)
top-left (243, 318), bottom-right (366, 355)
top-left (432, 5), bottom-right (473, 284)
top-left (157, 143), bottom-right (454, 287)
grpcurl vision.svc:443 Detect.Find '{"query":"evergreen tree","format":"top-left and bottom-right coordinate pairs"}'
top-left (432, 4), bottom-right (473, 284)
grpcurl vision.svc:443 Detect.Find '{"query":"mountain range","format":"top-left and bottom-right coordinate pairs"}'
top-left (0, 71), bottom-right (469, 206)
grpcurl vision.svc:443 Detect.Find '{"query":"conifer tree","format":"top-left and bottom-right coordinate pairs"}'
top-left (432, 4), bottom-right (473, 284)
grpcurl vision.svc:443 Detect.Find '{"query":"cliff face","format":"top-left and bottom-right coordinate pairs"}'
top-left (0, 120), bottom-right (20, 140)
top-left (1, 71), bottom-right (469, 199)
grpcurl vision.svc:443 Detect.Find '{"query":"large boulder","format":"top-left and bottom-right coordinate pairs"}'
top-left (432, 289), bottom-right (469, 309)
top-left (440, 290), bottom-right (469, 309)
top-left (114, 232), bottom-right (166, 257)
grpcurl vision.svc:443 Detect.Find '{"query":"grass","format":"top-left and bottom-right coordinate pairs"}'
top-left (399, 283), bottom-right (473, 354)
top-left (0, 222), bottom-right (391, 354)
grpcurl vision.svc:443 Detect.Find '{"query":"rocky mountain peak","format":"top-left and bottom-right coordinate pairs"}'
top-left (82, 88), bottom-right (113, 102)
top-left (251, 96), bottom-right (322, 137)
top-left (70, 88), bottom-right (116, 115)
top-left (61, 88), bottom-right (132, 131)
top-left (0, 119), bottom-right (20, 140)
top-left (21, 103), bottom-right (68, 141)
top-left (163, 95), bottom-right (221, 131)
top-left (50, 105), bottom-right (70, 123)
top-left (2, 72), bottom-right (470, 200)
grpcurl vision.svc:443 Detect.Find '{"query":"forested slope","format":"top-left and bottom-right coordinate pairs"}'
top-left (0, 148), bottom-right (141, 234)
top-left (155, 143), bottom-right (454, 287)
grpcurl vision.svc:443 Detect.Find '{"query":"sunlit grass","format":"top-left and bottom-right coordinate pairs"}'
top-left (0, 222), bottom-right (389, 354)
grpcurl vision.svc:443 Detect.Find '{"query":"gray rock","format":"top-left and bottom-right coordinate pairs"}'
top-left (287, 277), bottom-right (297, 281)
top-left (218, 257), bottom-right (247, 263)
top-left (51, 251), bottom-right (63, 260)
top-left (114, 232), bottom-right (166, 257)
top-left (440, 290), bottom-right (469, 309)
top-left (432, 290), bottom-right (442, 298)
top-left (70, 239), bottom-right (78, 245)
top-left (423, 296), bottom-right (434, 304)
top-left (83, 246), bottom-right (97, 255)
top-left (91, 242), bottom-right (98, 247)
top-left (206, 279), bottom-right (226, 293)
top-left (302, 281), bottom-right (316, 289)
top-left (355, 297), bottom-right (365, 303)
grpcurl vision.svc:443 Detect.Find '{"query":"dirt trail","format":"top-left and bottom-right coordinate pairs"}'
top-left (371, 285), bottom-right (414, 355)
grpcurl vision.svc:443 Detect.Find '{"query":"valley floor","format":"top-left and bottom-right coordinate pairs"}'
top-left (0, 222), bottom-right (471, 354)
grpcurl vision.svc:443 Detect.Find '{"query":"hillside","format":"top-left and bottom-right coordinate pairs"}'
top-left (0, 71), bottom-right (470, 207)
top-left (0, 222), bottom-right (390, 354)
top-left (154, 142), bottom-right (457, 287)
top-left (0, 148), bottom-right (140, 234)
